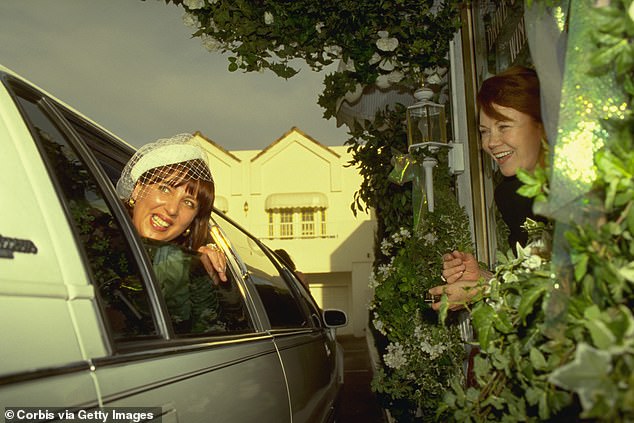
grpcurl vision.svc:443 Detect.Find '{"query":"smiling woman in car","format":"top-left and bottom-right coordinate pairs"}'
top-left (116, 133), bottom-right (227, 283)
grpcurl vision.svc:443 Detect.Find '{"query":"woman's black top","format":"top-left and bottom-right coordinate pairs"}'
top-left (494, 175), bottom-right (545, 253)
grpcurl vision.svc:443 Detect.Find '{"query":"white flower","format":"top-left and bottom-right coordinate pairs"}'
top-left (341, 59), bottom-right (356, 73)
top-left (380, 238), bottom-right (393, 256)
top-left (384, 342), bottom-right (407, 369)
top-left (378, 58), bottom-right (396, 72)
top-left (264, 11), bottom-right (274, 25)
top-left (522, 254), bottom-right (543, 270)
top-left (200, 34), bottom-right (222, 52)
top-left (414, 324), bottom-right (424, 340)
top-left (373, 317), bottom-right (386, 335)
top-left (315, 22), bottom-right (325, 33)
top-left (183, 0), bottom-right (205, 10)
top-left (420, 340), bottom-right (446, 359)
top-left (323, 45), bottom-right (342, 58)
top-left (422, 232), bottom-right (438, 245)
top-left (387, 70), bottom-right (404, 84)
top-left (426, 73), bottom-right (442, 85)
top-left (375, 74), bottom-right (391, 89)
top-left (429, 0), bottom-right (443, 16)
top-left (377, 257), bottom-right (394, 278)
top-left (376, 31), bottom-right (399, 52)
top-left (399, 228), bottom-right (411, 239)
top-left (368, 271), bottom-right (379, 289)
top-left (368, 52), bottom-right (381, 65)
top-left (182, 12), bottom-right (199, 29)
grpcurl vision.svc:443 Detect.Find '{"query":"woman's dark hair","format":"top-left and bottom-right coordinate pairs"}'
top-left (477, 66), bottom-right (542, 124)
top-left (127, 159), bottom-right (215, 250)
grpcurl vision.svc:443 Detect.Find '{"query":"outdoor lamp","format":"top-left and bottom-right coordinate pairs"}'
top-left (406, 85), bottom-right (451, 213)
top-left (406, 86), bottom-right (447, 147)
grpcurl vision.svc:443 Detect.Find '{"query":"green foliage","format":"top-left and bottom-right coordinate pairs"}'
top-left (369, 152), bottom-right (474, 421)
top-left (587, 0), bottom-right (634, 96)
top-left (344, 106), bottom-right (413, 253)
top-left (164, 0), bottom-right (461, 116)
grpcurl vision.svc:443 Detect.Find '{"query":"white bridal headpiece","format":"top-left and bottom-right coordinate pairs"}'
top-left (116, 133), bottom-right (214, 201)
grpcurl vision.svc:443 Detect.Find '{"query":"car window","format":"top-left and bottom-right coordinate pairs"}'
top-left (143, 239), bottom-right (253, 336)
top-left (268, 252), bottom-right (323, 328)
top-left (212, 214), bottom-right (307, 329)
top-left (13, 93), bottom-right (159, 341)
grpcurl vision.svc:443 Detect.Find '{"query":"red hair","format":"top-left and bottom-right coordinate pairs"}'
top-left (477, 66), bottom-right (542, 124)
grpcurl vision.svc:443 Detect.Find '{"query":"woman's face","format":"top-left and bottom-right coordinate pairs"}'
top-left (479, 103), bottom-right (543, 176)
top-left (131, 181), bottom-right (199, 242)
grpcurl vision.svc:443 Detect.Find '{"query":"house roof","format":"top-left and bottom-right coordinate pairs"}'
top-left (193, 131), bottom-right (242, 162)
top-left (250, 126), bottom-right (340, 162)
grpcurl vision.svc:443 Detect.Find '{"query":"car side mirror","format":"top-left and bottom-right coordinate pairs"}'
top-left (323, 309), bottom-right (348, 328)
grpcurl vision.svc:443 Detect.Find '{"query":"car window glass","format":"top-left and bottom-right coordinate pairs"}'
top-left (212, 214), bottom-right (307, 329)
top-left (143, 239), bottom-right (254, 336)
top-left (291, 271), bottom-right (323, 328)
top-left (14, 94), bottom-right (159, 341)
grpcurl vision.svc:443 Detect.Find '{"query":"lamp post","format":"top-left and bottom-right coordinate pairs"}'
top-left (406, 86), bottom-right (451, 213)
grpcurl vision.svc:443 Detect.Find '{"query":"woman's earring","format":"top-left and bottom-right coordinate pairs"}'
top-left (128, 197), bottom-right (136, 207)
top-left (183, 228), bottom-right (191, 236)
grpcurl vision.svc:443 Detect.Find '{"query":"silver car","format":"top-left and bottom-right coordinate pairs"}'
top-left (0, 65), bottom-right (347, 422)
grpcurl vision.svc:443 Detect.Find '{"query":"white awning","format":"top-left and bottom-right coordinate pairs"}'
top-left (214, 195), bottom-right (229, 213)
top-left (265, 193), bottom-right (328, 210)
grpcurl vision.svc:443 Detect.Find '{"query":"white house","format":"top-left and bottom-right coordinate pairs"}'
top-left (192, 127), bottom-right (376, 336)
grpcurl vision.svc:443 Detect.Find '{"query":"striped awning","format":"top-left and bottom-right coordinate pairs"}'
top-left (265, 192), bottom-right (328, 210)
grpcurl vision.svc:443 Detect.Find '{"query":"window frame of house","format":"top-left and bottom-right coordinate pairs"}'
top-left (266, 207), bottom-right (329, 240)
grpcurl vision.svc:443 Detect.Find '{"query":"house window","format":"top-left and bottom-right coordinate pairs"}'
top-left (268, 212), bottom-right (274, 238)
top-left (320, 209), bottom-right (327, 235)
top-left (301, 210), bottom-right (315, 237)
top-left (280, 210), bottom-right (294, 238)
top-left (264, 193), bottom-right (330, 240)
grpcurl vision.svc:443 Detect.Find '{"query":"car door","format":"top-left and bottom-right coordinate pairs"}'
top-left (0, 74), bottom-right (100, 410)
top-left (5, 74), bottom-right (293, 422)
top-left (211, 212), bottom-right (339, 423)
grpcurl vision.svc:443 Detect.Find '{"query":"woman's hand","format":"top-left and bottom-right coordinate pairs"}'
top-left (198, 244), bottom-right (228, 284)
top-left (428, 280), bottom-right (480, 311)
top-left (442, 251), bottom-right (483, 284)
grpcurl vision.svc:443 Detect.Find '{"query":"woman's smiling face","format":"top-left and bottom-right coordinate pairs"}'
top-left (479, 103), bottom-right (544, 177)
top-left (131, 180), bottom-right (199, 242)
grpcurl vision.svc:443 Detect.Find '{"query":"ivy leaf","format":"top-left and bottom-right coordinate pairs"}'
top-left (518, 284), bottom-right (547, 323)
top-left (529, 347), bottom-right (548, 370)
top-left (571, 252), bottom-right (589, 282)
top-left (583, 306), bottom-right (616, 350)
top-left (548, 343), bottom-right (613, 412)
top-left (471, 303), bottom-right (496, 350)
top-left (618, 261), bottom-right (634, 282)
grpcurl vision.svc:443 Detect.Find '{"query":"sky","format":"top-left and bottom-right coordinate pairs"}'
top-left (0, 0), bottom-right (350, 150)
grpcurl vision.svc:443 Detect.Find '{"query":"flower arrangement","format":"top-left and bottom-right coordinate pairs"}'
top-left (368, 150), bottom-right (474, 421)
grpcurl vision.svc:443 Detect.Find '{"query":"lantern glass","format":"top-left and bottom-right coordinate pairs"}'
top-left (406, 88), bottom-right (447, 146)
